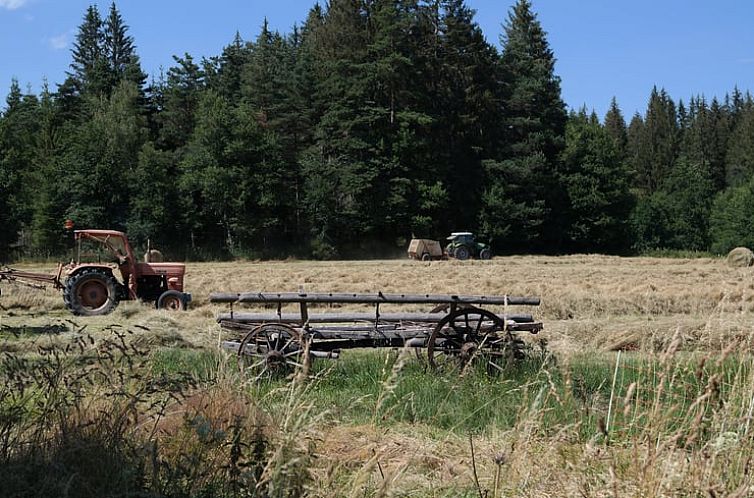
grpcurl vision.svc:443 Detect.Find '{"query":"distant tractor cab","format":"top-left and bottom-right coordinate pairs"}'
top-left (445, 232), bottom-right (492, 261)
top-left (62, 230), bottom-right (191, 316)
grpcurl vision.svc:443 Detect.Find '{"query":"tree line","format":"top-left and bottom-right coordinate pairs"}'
top-left (1, 0), bottom-right (753, 260)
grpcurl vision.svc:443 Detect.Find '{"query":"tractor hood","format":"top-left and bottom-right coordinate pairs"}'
top-left (137, 262), bottom-right (186, 276)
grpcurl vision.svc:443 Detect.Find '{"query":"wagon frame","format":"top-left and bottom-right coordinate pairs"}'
top-left (211, 291), bottom-right (544, 378)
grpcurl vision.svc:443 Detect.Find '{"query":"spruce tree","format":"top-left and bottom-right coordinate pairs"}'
top-left (127, 143), bottom-right (183, 252)
top-left (0, 80), bottom-right (42, 257)
top-left (479, 0), bottom-right (566, 250)
top-left (30, 82), bottom-right (66, 254)
top-left (680, 96), bottom-right (729, 191)
top-left (209, 32), bottom-right (251, 103)
top-left (604, 97), bottom-right (627, 157)
top-left (726, 102), bottom-right (754, 187)
top-left (435, 0), bottom-right (499, 232)
top-left (560, 111), bottom-right (634, 252)
top-left (633, 87), bottom-right (678, 193)
top-left (300, 0), bottom-right (377, 255)
top-left (103, 2), bottom-right (146, 91)
top-left (179, 90), bottom-right (287, 256)
top-left (57, 81), bottom-right (147, 230)
top-left (158, 54), bottom-right (205, 150)
top-left (68, 5), bottom-right (109, 96)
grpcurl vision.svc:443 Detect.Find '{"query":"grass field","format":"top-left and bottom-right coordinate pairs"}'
top-left (2, 255), bottom-right (754, 496)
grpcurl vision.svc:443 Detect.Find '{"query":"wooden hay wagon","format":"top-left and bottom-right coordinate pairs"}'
top-left (211, 291), bottom-right (544, 379)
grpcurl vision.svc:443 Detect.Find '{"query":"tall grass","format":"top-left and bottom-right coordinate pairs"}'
top-left (3, 327), bottom-right (754, 496)
top-left (0, 329), bottom-right (319, 498)
top-left (4, 255), bottom-right (754, 495)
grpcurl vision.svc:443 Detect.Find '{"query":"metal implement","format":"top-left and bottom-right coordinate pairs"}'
top-left (0, 266), bottom-right (64, 292)
top-left (213, 290), bottom-right (544, 379)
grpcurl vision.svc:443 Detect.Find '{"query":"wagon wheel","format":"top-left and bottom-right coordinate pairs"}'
top-left (237, 323), bottom-right (305, 379)
top-left (427, 307), bottom-right (513, 374)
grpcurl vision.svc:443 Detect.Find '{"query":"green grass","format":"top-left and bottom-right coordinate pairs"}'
top-left (149, 347), bottom-right (754, 443)
top-left (150, 347), bottom-right (219, 381)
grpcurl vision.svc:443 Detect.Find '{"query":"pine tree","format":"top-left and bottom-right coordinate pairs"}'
top-left (604, 97), bottom-right (627, 157)
top-left (68, 5), bottom-right (109, 96)
top-left (560, 111), bottom-right (634, 252)
top-left (435, 0), bottom-right (499, 231)
top-left (479, 0), bottom-right (566, 250)
top-left (726, 102), bottom-right (754, 187)
top-left (158, 53), bottom-right (205, 150)
top-left (0, 80), bottom-right (42, 257)
top-left (103, 2), bottom-right (146, 90)
top-left (208, 32), bottom-right (251, 103)
top-left (632, 87), bottom-right (678, 193)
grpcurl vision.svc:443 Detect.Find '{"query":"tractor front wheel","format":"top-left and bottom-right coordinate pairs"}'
top-left (479, 248), bottom-right (492, 260)
top-left (64, 269), bottom-right (120, 316)
top-left (157, 290), bottom-right (188, 311)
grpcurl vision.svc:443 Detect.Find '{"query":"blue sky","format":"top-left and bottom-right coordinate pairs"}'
top-left (1, 0), bottom-right (753, 118)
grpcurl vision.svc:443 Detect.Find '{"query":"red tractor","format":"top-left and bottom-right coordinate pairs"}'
top-left (1, 229), bottom-right (191, 316)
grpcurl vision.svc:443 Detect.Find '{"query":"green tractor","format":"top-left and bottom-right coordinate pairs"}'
top-left (445, 232), bottom-right (492, 260)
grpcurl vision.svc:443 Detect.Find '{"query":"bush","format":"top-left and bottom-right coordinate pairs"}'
top-left (709, 180), bottom-right (754, 254)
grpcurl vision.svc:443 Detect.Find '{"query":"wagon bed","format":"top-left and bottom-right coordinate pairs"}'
top-left (211, 291), bottom-right (544, 377)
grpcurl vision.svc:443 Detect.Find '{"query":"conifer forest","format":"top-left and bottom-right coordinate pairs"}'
top-left (2, 0), bottom-right (754, 261)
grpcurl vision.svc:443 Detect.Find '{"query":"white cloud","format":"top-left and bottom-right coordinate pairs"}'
top-left (0, 0), bottom-right (29, 10)
top-left (49, 32), bottom-right (68, 50)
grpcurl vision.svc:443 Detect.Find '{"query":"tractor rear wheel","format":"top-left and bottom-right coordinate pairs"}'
top-left (64, 269), bottom-right (120, 316)
top-left (157, 290), bottom-right (187, 311)
top-left (454, 246), bottom-right (470, 260)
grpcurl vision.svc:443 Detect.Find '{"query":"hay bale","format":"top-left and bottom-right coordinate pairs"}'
top-left (726, 247), bottom-right (754, 267)
top-left (144, 249), bottom-right (163, 262)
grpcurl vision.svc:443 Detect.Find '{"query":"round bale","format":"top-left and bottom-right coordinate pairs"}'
top-left (726, 247), bottom-right (754, 268)
top-left (144, 249), bottom-right (164, 263)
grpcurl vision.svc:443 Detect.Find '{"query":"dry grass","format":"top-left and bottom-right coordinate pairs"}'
top-left (3, 254), bottom-right (754, 496)
top-left (9, 254), bottom-right (748, 355)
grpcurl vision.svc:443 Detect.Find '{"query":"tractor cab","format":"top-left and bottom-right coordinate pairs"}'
top-left (447, 232), bottom-right (476, 245)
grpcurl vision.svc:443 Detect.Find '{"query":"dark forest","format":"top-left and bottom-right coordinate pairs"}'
top-left (2, 0), bottom-right (753, 260)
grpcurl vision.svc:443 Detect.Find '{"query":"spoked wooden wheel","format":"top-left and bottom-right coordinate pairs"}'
top-left (427, 308), bottom-right (513, 374)
top-left (237, 323), bottom-right (305, 379)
